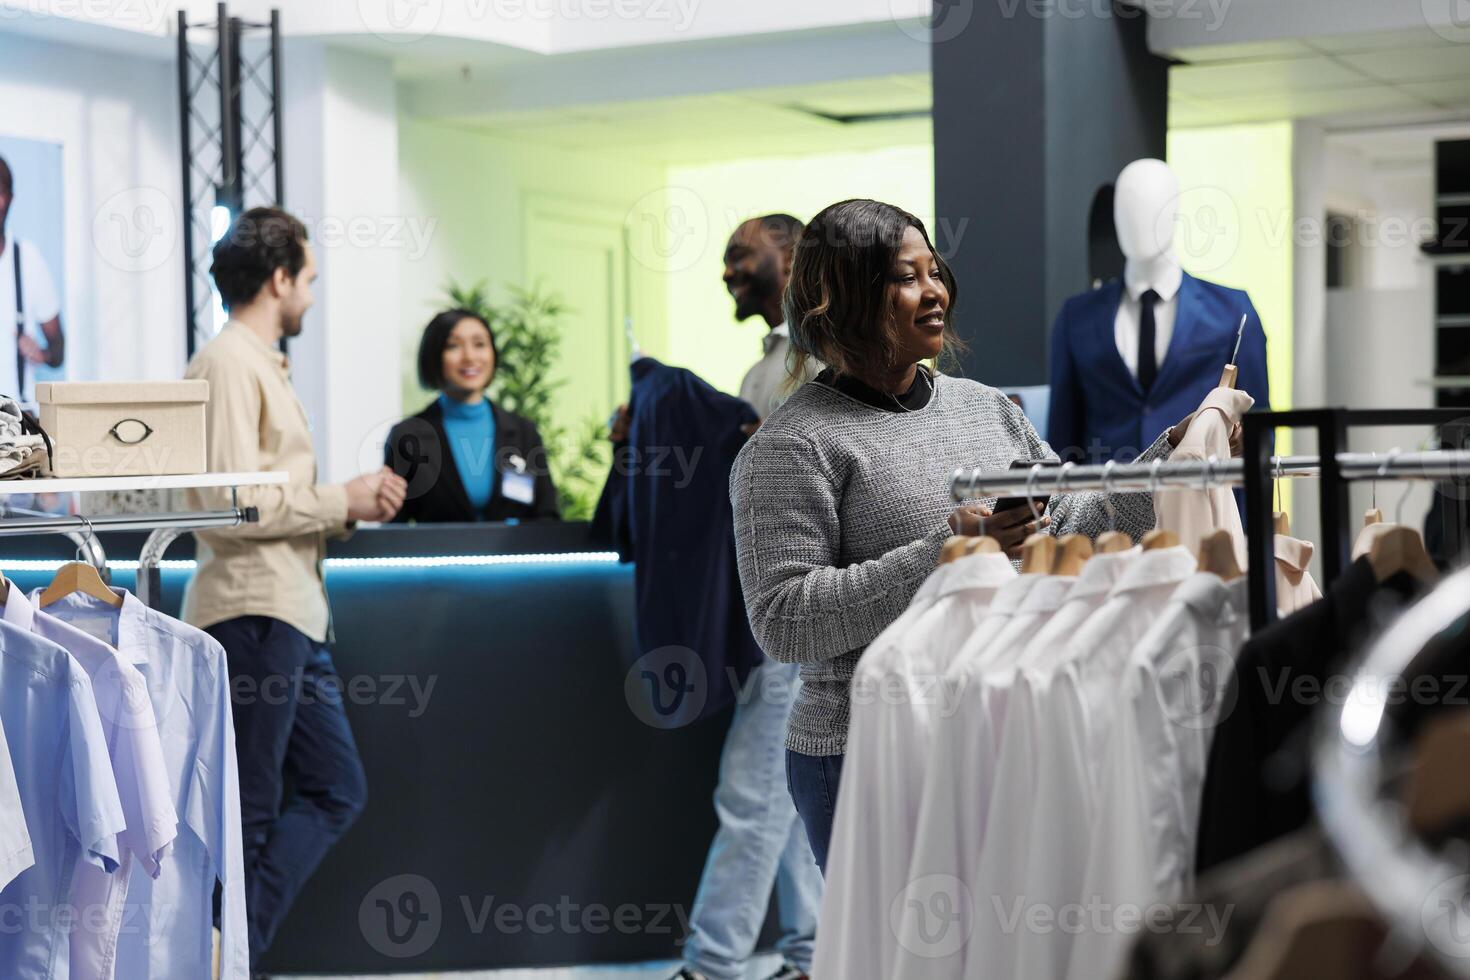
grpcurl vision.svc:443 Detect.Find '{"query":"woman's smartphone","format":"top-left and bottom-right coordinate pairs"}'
top-left (993, 495), bottom-right (1051, 516)
top-left (994, 458), bottom-right (1057, 515)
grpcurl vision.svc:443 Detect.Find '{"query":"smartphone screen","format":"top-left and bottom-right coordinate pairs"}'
top-left (994, 459), bottom-right (1058, 514)
top-left (993, 495), bottom-right (1051, 515)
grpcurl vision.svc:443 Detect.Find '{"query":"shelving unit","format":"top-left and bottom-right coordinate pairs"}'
top-left (1429, 138), bottom-right (1470, 409)
top-left (0, 471), bottom-right (288, 608)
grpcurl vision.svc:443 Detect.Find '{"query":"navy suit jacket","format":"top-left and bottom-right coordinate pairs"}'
top-left (1046, 272), bottom-right (1270, 463)
top-left (590, 357), bottom-right (764, 725)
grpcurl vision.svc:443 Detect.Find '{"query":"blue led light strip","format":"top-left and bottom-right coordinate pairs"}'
top-left (0, 552), bottom-right (622, 574)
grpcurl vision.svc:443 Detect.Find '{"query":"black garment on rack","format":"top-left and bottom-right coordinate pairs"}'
top-left (1196, 557), bottom-right (1420, 875)
top-left (1129, 828), bottom-right (1339, 980)
top-left (1130, 826), bottom-right (1456, 980)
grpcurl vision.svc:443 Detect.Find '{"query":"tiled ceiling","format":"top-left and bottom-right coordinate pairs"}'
top-left (1169, 32), bottom-right (1470, 128)
top-left (425, 27), bottom-right (1470, 159)
top-left (441, 73), bottom-right (933, 164)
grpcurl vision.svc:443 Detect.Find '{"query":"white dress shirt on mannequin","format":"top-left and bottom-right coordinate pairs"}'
top-left (1113, 262), bottom-right (1182, 380)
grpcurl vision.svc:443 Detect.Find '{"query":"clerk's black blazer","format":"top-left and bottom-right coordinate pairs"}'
top-left (384, 399), bottom-right (560, 523)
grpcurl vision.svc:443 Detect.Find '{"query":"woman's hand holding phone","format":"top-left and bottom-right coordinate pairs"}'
top-left (947, 502), bottom-right (1050, 559)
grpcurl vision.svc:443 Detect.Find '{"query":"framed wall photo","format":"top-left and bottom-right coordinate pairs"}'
top-left (0, 134), bottom-right (67, 407)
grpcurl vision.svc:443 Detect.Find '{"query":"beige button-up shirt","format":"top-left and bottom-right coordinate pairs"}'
top-left (180, 322), bottom-right (349, 643)
top-left (738, 323), bottom-right (821, 420)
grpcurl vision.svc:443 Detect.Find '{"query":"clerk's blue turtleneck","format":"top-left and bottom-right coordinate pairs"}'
top-left (439, 393), bottom-right (495, 513)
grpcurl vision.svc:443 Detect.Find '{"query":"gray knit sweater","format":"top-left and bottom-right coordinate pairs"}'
top-left (729, 372), bottom-right (1172, 756)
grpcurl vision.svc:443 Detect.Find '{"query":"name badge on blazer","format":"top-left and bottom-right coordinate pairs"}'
top-left (500, 452), bottom-right (535, 505)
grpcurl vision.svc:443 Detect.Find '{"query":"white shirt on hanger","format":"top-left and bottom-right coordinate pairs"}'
top-left (1063, 571), bottom-right (1249, 980)
top-left (815, 562), bottom-right (952, 980)
top-left (814, 552), bottom-right (1015, 980)
top-left (1017, 547), bottom-right (1139, 673)
top-left (888, 572), bottom-right (1047, 979)
top-left (983, 545), bottom-right (1195, 980)
top-left (894, 574), bottom-right (1073, 980)
top-left (959, 548), bottom-right (1141, 980)
top-left (1113, 263), bottom-right (1181, 380)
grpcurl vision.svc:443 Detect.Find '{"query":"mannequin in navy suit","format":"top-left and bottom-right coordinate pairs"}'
top-left (1047, 159), bottom-right (1269, 463)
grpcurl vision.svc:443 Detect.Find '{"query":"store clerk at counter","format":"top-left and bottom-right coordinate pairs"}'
top-left (385, 308), bottom-right (561, 523)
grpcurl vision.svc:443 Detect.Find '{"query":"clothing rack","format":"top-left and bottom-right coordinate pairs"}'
top-left (1314, 563), bottom-right (1470, 977)
top-left (951, 409), bottom-right (1470, 630)
top-left (0, 471), bottom-right (288, 608)
top-left (1242, 410), bottom-right (1470, 629)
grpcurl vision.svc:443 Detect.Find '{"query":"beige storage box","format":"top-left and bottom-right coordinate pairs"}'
top-left (37, 381), bottom-right (210, 478)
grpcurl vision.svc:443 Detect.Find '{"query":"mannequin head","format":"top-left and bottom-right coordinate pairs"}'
top-left (1113, 159), bottom-right (1179, 262)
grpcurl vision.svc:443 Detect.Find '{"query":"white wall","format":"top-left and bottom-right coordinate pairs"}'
top-left (0, 29), bottom-right (182, 385)
top-left (283, 41), bottom-right (405, 483)
top-left (1294, 124), bottom-right (1445, 552)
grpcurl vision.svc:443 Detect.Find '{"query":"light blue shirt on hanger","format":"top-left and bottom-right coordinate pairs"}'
top-left (37, 588), bottom-right (251, 980)
top-left (0, 612), bottom-right (126, 978)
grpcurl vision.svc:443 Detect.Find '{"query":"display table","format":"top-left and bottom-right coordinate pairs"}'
top-left (2, 521), bottom-right (758, 973)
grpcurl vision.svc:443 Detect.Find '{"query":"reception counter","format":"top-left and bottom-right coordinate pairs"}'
top-left (4, 522), bottom-right (758, 973)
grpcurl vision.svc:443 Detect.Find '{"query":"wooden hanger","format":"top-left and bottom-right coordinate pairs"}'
top-left (965, 536), bottom-right (1001, 556)
top-left (1050, 535), bottom-right (1092, 575)
top-left (1367, 525), bottom-right (1439, 585)
top-left (1407, 709), bottom-right (1470, 836)
top-left (1094, 531), bottom-right (1133, 553)
top-left (1363, 507), bottom-right (1383, 527)
top-left (1227, 881), bottom-right (1385, 980)
top-left (1020, 533), bottom-right (1057, 574)
top-left (39, 562), bottom-right (123, 609)
top-left (1273, 511), bottom-right (1291, 536)
top-left (1217, 315), bottom-right (1245, 390)
top-left (1141, 528), bottom-right (1179, 551)
top-left (940, 536), bottom-right (970, 564)
top-left (1196, 529), bottom-right (1244, 581)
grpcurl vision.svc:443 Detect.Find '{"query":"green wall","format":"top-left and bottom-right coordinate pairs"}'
top-left (397, 117), bottom-right (671, 433)
top-left (663, 145), bottom-right (935, 396)
top-left (1168, 121), bottom-right (1296, 499)
top-left (398, 118), bottom-right (935, 424)
top-left (396, 116), bottom-right (1290, 437)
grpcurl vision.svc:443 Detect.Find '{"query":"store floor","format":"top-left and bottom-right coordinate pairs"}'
top-left (277, 955), bottom-right (783, 979)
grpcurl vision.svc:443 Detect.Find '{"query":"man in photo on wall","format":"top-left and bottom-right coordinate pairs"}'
top-left (0, 155), bottom-right (64, 405)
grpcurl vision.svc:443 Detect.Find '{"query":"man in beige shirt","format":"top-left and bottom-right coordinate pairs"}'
top-left (182, 206), bottom-right (406, 969)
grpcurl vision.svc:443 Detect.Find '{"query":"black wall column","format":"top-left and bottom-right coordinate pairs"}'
top-left (933, 0), bottom-right (1169, 386)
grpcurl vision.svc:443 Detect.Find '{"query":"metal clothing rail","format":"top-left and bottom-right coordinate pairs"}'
top-left (949, 451), bottom-right (1470, 499)
top-left (1243, 409), bottom-right (1470, 630)
top-left (951, 408), bottom-right (1470, 629)
top-left (0, 470), bottom-right (285, 609)
top-left (0, 507), bottom-right (260, 609)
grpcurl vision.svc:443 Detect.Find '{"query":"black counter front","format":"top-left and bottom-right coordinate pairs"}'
top-left (4, 522), bottom-right (759, 973)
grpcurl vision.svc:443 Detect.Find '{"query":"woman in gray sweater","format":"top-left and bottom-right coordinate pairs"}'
top-left (729, 198), bottom-right (1186, 872)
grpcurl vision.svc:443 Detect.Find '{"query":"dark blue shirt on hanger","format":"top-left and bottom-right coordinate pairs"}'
top-left (591, 357), bottom-right (765, 726)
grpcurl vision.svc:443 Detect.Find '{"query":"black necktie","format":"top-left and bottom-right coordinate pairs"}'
top-left (1137, 289), bottom-right (1159, 394)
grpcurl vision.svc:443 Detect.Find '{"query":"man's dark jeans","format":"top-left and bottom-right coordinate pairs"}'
top-left (208, 615), bottom-right (368, 966)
